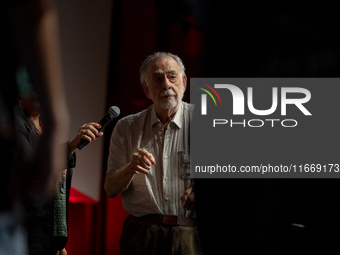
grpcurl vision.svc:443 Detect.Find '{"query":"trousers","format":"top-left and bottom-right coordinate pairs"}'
top-left (119, 214), bottom-right (203, 255)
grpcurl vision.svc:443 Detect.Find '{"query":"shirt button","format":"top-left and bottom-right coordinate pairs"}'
top-left (164, 177), bottom-right (168, 180)
top-left (164, 155), bottom-right (168, 159)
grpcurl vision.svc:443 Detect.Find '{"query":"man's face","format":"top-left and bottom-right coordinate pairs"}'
top-left (142, 56), bottom-right (187, 111)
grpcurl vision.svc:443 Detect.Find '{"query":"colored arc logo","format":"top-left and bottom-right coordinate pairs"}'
top-left (197, 82), bottom-right (222, 106)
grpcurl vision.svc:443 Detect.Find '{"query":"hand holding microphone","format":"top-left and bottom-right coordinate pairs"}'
top-left (77, 106), bottom-right (120, 150)
top-left (68, 106), bottom-right (120, 153)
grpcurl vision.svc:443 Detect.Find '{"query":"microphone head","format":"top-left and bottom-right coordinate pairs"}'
top-left (108, 106), bottom-right (120, 118)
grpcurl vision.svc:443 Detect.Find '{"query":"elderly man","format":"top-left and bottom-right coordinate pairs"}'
top-left (104, 52), bottom-right (203, 255)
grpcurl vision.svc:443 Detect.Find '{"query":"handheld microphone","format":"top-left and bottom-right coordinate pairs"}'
top-left (77, 106), bottom-right (120, 150)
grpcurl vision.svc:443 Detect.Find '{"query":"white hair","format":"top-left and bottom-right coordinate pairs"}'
top-left (139, 52), bottom-right (186, 84)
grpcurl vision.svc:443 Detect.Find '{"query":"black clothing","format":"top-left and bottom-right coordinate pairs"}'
top-left (15, 107), bottom-right (75, 255)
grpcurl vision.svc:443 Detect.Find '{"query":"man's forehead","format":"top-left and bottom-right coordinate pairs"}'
top-left (147, 56), bottom-right (181, 74)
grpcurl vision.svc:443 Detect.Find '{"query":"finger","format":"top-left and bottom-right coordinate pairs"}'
top-left (135, 164), bottom-right (150, 174)
top-left (130, 160), bottom-right (150, 174)
top-left (186, 185), bottom-right (193, 194)
top-left (87, 123), bottom-right (103, 135)
top-left (137, 149), bottom-right (156, 164)
top-left (181, 196), bottom-right (189, 210)
top-left (133, 151), bottom-right (153, 167)
top-left (185, 193), bottom-right (195, 210)
top-left (79, 125), bottom-right (101, 141)
top-left (83, 124), bottom-right (100, 136)
top-left (79, 122), bottom-right (100, 132)
top-left (87, 122), bottom-right (102, 129)
top-left (78, 128), bottom-right (85, 135)
top-left (80, 132), bottom-right (95, 142)
top-left (140, 155), bottom-right (152, 167)
top-left (132, 154), bottom-right (151, 170)
top-left (181, 192), bottom-right (188, 205)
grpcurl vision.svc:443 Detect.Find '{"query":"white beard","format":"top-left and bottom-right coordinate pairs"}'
top-left (158, 85), bottom-right (184, 109)
top-left (160, 97), bottom-right (178, 109)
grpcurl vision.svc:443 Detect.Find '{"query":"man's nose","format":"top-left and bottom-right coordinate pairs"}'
top-left (162, 77), bottom-right (171, 90)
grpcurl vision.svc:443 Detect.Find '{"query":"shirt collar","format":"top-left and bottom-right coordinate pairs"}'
top-left (171, 102), bottom-right (183, 128)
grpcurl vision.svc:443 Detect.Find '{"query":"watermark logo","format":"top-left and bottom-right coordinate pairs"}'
top-left (197, 82), bottom-right (222, 115)
top-left (197, 82), bottom-right (312, 128)
top-left (190, 78), bottom-right (339, 179)
top-left (199, 84), bottom-right (312, 116)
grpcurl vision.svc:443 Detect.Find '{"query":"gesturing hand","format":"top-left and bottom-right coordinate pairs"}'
top-left (129, 149), bottom-right (156, 175)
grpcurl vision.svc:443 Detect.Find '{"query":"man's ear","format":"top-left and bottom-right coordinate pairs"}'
top-left (142, 81), bottom-right (150, 99)
top-left (182, 75), bottom-right (187, 92)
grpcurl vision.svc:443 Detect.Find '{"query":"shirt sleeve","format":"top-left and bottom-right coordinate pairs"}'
top-left (106, 119), bottom-right (130, 174)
